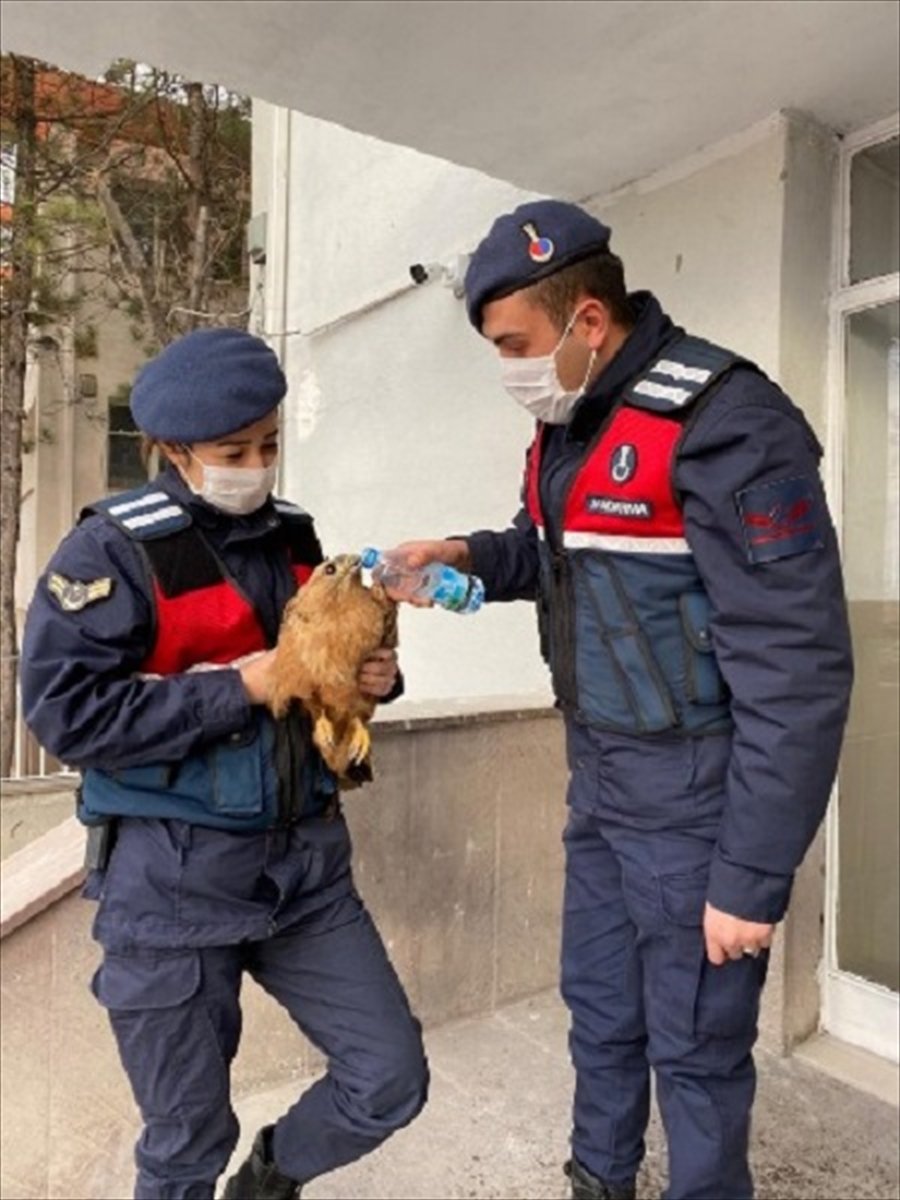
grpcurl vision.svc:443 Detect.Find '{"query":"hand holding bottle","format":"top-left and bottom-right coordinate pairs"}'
top-left (391, 539), bottom-right (473, 573)
top-left (378, 540), bottom-right (473, 608)
top-left (361, 544), bottom-right (484, 614)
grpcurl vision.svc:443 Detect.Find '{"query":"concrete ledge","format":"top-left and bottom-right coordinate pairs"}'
top-left (0, 775), bottom-right (79, 798)
top-left (0, 702), bottom-right (561, 946)
top-left (795, 1031), bottom-right (900, 1107)
top-left (372, 693), bottom-right (558, 732)
top-left (1, 774), bottom-right (79, 861)
top-left (0, 816), bottom-right (86, 940)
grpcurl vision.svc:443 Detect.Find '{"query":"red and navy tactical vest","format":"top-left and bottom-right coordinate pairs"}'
top-left (77, 484), bottom-right (332, 831)
top-left (92, 487), bottom-right (318, 674)
top-left (526, 334), bottom-right (749, 736)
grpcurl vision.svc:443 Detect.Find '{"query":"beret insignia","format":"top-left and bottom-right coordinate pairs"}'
top-left (521, 221), bottom-right (555, 264)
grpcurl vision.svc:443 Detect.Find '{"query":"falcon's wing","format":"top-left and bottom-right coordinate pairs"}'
top-left (372, 584), bottom-right (398, 650)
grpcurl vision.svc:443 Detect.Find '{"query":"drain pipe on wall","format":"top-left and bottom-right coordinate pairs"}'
top-left (264, 105), bottom-right (293, 496)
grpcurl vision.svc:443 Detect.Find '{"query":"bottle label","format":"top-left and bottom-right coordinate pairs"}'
top-left (430, 567), bottom-right (466, 610)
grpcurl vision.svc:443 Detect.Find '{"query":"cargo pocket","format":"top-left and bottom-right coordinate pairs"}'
top-left (658, 867), bottom-right (708, 928)
top-left (693, 951), bottom-right (768, 1040)
top-left (206, 721), bottom-right (265, 816)
top-left (90, 950), bottom-right (232, 1121)
top-left (659, 870), bottom-right (766, 1041)
top-left (576, 555), bottom-right (678, 733)
top-left (679, 592), bottom-right (729, 707)
top-left (107, 764), bottom-right (172, 788)
top-left (91, 949), bottom-right (201, 1012)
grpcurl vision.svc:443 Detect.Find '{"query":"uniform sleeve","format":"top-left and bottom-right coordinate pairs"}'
top-left (20, 519), bottom-right (252, 770)
top-left (462, 506), bottom-right (541, 602)
top-left (380, 673), bottom-right (405, 704)
top-left (676, 378), bottom-right (853, 923)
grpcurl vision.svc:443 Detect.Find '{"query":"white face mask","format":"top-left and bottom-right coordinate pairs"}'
top-left (185, 452), bottom-right (277, 516)
top-left (499, 309), bottom-right (597, 424)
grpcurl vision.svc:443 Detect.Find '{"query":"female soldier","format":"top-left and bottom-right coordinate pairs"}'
top-left (20, 327), bottom-right (429, 1200)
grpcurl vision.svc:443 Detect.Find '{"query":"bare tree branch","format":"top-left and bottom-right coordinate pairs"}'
top-left (2, 54), bottom-right (251, 774)
top-left (93, 174), bottom-right (171, 347)
top-left (1, 55), bottom-right (39, 776)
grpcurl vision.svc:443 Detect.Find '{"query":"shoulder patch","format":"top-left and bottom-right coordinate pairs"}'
top-left (91, 489), bottom-right (191, 540)
top-left (47, 573), bottom-right (114, 612)
top-left (624, 335), bottom-right (746, 415)
top-left (736, 475), bottom-right (824, 565)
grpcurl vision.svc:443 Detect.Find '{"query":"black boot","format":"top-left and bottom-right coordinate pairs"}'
top-left (223, 1126), bottom-right (301, 1200)
top-left (564, 1156), bottom-right (637, 1200)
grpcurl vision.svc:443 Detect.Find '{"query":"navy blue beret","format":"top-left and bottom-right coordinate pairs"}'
top-left (464, 200), bottom-right (612, 330)
top-left (130, 328), bottom-right (287, 442)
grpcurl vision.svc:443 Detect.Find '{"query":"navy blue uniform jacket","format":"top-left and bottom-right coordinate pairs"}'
top-left (465, 293), bottom-right (853, 923)
top-left (20, 467), bottom-right (292, 772)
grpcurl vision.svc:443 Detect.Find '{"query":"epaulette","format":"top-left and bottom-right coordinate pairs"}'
top-left (273, 497), bottom-right (322, 567)
top-left (623, 335), bottom-right (748, 415)
top-left (273, 498), bottom-right (312, 523)
top-left (85, 487), bottom-right (192, 540)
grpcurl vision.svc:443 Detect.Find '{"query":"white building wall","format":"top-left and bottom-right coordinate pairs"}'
top-left (590, 117), bottom-right (788, 381)
top-left (592, 111), bottom-right (836, 437)
top-left (251, 106), bottom-right (551, 705)
top-left (253, 106), bottom-right (833, 708)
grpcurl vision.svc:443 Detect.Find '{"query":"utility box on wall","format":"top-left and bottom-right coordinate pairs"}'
top-left (246, 212), bottom-right (267, 265)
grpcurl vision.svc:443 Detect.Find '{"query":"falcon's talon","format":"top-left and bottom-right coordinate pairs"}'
top-left (348, 719), bottom-right (371, 764)
top-left (313, 714), bottom-right (336, 750)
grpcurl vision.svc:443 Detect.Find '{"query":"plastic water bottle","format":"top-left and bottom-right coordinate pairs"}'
top-left (360, 547), bottom-right (485, 615)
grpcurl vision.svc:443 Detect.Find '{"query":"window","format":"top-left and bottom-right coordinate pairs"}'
top-left (825, 117), bottom-right (900, 1062)
top-left (107, 391), bottom-right (146, 490)
top-left (849, 137), bottom-right (899, 284)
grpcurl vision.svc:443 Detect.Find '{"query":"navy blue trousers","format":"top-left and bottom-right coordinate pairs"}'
top-left (561, 726), bottom-right (767, 1200)
top-left (89, 817), bottom-right (428, 1200)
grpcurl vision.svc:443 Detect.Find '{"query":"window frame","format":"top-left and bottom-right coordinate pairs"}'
top-left (823, 112), bottom-right (900, 1063)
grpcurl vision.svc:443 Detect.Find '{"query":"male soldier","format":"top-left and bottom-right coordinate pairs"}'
top-left (394, 200), bottom-right (852, 1200)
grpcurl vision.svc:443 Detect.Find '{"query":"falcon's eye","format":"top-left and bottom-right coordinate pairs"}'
top-left (324, 563), bottom-right (337, 576)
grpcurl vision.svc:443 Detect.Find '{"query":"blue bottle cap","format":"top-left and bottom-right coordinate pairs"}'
top-left (359, 547), bottom-right (381, 569)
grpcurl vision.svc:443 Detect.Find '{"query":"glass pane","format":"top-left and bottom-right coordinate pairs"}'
top-left (838, 300), bottom-right (900, 991)
top-left (108, 433), bottom-right (146, 490)
top-left (849, 137), bottom-right (900, 284)
top-left (108, 405), bottom-right (137, 434)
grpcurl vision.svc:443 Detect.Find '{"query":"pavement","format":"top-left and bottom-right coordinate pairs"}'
top-left (215, 989), bottom-right (899, 1200)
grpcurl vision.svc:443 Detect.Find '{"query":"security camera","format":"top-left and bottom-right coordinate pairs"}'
top-left (409, 262), bottom-right (439, 285)
top-left (408, 254), bottom-right (470, 298)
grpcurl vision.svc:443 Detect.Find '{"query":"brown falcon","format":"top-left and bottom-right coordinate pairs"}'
top-left (269, 553), bottom-right (398, 781)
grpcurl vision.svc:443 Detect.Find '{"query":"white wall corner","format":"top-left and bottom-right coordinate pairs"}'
top-left (777, 109), bottom-right (841, 440)
top-left (581, 112), bottom-right (788, 213)
top-left (589, 114), bottom-right (789, 379)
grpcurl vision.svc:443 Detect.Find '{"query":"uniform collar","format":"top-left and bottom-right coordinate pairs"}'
top-left (155, 464), bottom-right (282, 542)
top-left (566, 291), bottom-right (682, 442)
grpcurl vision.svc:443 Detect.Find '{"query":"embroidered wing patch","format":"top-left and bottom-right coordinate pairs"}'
top-left (47, 573), bottom-right (114, 612)
top-left (736, 476), bottom-right (824, 565)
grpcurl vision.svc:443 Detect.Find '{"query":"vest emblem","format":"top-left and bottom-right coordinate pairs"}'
top-left (610, 443), bottom-right (638, 485)
top-left (585, 495), bottom-right (653, 520)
